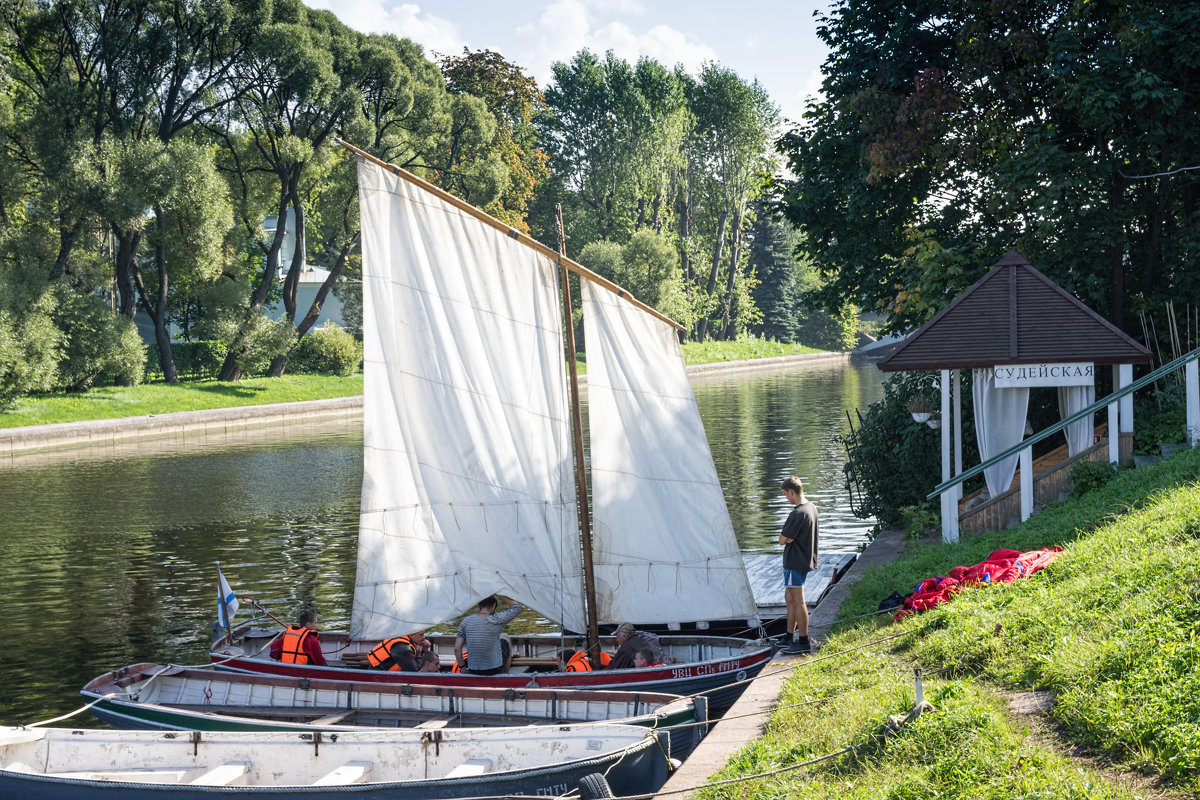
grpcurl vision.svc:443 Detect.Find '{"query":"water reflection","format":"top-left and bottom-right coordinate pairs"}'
top-left (0, 361), bottom-right (884, 723)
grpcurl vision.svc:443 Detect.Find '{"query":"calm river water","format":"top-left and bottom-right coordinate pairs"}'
top-left (0, 360), bottom-right (884, 723)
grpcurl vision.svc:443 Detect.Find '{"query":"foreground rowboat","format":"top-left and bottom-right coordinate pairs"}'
top-left (83, 662), bottom-right (708, 759)
top-left (0, 723), bottom-right (671, 799)
top-left (213, 629), bottom-right (771, 711)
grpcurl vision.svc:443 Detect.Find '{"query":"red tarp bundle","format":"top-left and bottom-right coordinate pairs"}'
top-left (894, 546), bottom-right (1063, 620)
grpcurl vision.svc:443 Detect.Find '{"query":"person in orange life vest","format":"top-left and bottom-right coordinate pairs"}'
top-left (417, 650), bottom-right (441, 672)
top-left (633, 648), bottom-right (665, 668)
top-left (269, 610), bottom-right (326, 666)
top-left (558, 649), bottom-right (593, 672)
top-left (367, 630), bottom-right (431, 672)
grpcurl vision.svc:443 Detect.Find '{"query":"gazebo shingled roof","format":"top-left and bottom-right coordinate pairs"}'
top-left (878, 251), bottom-right (1151, 372)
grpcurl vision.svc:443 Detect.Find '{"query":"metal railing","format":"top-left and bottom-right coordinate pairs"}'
top-left (926, 345), bottom-right (1200, 500)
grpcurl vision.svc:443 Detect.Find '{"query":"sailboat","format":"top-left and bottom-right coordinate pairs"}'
top-left (211, 142), bottom-right (773, 709)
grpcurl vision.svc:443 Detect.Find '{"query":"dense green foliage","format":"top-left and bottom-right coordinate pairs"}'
top-left (145, 341), bottom-right (229, 381)
top-left (289, 323), bottom-right (363, 376)
top-left (841, 371), bottom-right (954, 526)
top-left (704, 448), bottom-right (1200, 798)
top-left (0, 4), bottom-right (841, 410)
top-left (780, 0), bottom-right (1200, 337)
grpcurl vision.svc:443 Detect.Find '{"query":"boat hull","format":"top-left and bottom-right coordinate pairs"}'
top-left (82, 664), bottom-right (708, 759)
top-left (212, 631), bottom-right (772, 711)
top-left (0, 725), bottom-right (670, 799)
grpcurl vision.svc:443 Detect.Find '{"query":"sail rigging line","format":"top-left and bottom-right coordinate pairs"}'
top-left (556, 202), bottom-right (602, 661)
top-left (335, 138), bottom-right (683, 332)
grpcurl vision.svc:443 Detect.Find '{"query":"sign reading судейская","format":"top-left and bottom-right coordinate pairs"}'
top-left (992, 363), bottom-right (1094, 388)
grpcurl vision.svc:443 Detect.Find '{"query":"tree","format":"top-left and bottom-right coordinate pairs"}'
top-left (438, 48), bottom-right (549, 231)
top-left (689, 64), bottom-right (777, 340)
top-left (779, 0), bottom-right (1200, 335)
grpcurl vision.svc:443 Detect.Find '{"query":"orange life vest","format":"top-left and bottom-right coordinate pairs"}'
top-left (562, 651), bottom-right (593, 672)
top-left (366, 635), bottom-right (417, 671)
top-left (279, 625), bottom-right (317, 664)
top-left (595, 652), bottom-right (613, 668)
top-left (451, 649), bottom-right (467, 673)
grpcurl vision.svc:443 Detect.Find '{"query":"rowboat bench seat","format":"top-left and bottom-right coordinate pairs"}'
top-left (416, 714), bottom-right (458, 729)
top-left (190, 761), bottom-right (250, 786)
top-left (444, 757), bottom-right (492, 778)
top-left (312, 760), bottom-right (372, 786)
top-left (49, 767), bottom-right (194, 783)
top-left (308, 709), bottom-right (356, 726)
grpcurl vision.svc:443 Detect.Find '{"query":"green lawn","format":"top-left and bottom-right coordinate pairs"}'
top-left (680, 337), bottom-right (824, 364)
top-left (700, 448), bottom-right (1200, 799)
top-left (2, 336), bottom-right (829, 428)
top-left (0, 374), bottom-right (364, 428)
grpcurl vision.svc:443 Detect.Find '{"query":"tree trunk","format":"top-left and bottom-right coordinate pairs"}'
top-left (267, 197), bottom-right (308, 378)
top-left (697, 209), bottom-right (730, 341)
top-left (112, 226), bottom-right (142, 319)
top-left (269, 232), bottom-right (359, 378)
top-left (1106, 160), bottom-right (1126, 330)
top-left (53, 220), bottom-right (84, 278)
top-left (134, 219), bottom-right (178, 384)
top-left (721, 211), bottom-right (744, 339)
top-left (1141, 175), bottom-right (1169, 299)
top-left (217, 182), bottom-right (293, 382)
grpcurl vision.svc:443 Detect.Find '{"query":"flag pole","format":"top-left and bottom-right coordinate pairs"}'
top-left (215, 561), bottom-right (233, 646)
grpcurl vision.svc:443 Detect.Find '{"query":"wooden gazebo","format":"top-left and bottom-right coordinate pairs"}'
top-left (878, 251), bottom-right (1151, 541)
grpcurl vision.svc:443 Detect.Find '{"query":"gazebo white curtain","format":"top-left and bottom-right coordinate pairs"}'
top-left (972, 368), bottom-right (1030, 497)
top-left (1058, 385), bottom-right (1095, 457)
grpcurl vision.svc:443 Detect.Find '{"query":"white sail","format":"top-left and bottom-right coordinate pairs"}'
top-left (351, 159), bottom-right (585, 639)
top-left (581, 280), bottom-right (757, 624)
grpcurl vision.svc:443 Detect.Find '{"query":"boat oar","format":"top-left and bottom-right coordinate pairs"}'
top-left (243, 598), bottom-right (287, 629)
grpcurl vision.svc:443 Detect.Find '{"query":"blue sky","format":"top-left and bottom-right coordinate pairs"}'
top-left (306, 0), bottom-right (833, 126)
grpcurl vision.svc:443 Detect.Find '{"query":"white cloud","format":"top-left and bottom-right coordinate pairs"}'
top-left (306, 0), bottom-right (464, 58)
top-left (516, 0), bottom-right (716, 85)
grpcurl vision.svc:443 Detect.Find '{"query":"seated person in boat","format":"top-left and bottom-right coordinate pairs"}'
top-left (633, 648), bottom-right (665, 668)
top-left (455, 596), bottom-right (523, 676)
top-left (269, 610), bottom-right (326, 666)
top-left (418, 650), bottom-right (441, 672)
top-left (557, 648), bottom-right (593, 672)
top-left (606, 622), bottom-right (665, 670)
top-left (366, 630), bottom-right (432, 672)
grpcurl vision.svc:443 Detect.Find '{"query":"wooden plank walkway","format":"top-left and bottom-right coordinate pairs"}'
top-left (742, 552), bottom-right (858, 619)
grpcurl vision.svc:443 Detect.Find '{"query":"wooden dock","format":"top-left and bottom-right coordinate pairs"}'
top-left (742, 551), bottom-right (858, 621)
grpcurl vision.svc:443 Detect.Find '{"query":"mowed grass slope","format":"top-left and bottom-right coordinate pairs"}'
top-left (701, 448), bottom-right (1200, 799)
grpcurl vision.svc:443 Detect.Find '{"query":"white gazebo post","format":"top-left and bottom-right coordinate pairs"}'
top-left (953, 370), bottom-right (963, 508)
top-left (940, 369), bottom-right (959, 543)
top-left (1019, 446), bottom-right (1033, 521)
top-left (1187, 356), bottom-right (1200, 448)
top-left (1108, 365), bottom-right (1121, 465)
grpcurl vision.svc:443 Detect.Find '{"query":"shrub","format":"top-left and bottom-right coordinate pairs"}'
top-left (0, 306), bottom-right (60, 410)
top-left (145, 340), bottom-right (228, 380)
top-left (1068, 458), bottom-right (1118, 498)
top-left (290, 322), bottom-right (362, 375)
top-left (49, 282), bottom-right (145, 392)
top-left (842, 371), bottom-right (945, 526)
top-left (899, 504), bottom-right (939, 540)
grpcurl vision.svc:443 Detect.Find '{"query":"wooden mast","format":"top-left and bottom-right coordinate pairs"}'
top-left (556, 204), bottom-right (602, 661)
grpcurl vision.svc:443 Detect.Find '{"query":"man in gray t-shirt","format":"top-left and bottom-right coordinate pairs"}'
top-left (455, 596), bottom-right (524, 675)
top-left (778, 475), bottom-right (818, 655)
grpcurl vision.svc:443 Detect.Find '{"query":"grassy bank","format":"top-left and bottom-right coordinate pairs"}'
top-left (2, 336), bottom-right (829, 428)
top-left (702, 448), bottom-right (1200, 799)
top-left (0, 374), bottom-right (364, 428)
top-left (680, 337), bottom-right (823, 364)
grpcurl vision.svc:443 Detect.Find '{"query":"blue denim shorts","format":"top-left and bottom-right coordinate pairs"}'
top-left (783, 568), bottom-right (808, 588)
